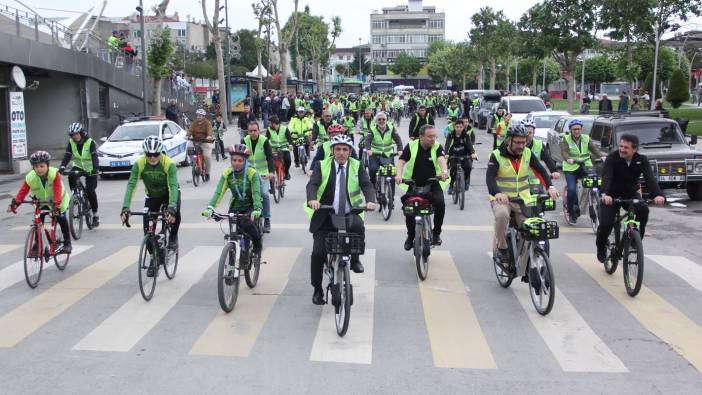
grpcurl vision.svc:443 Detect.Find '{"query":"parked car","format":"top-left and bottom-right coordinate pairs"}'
top-left (97, 117), bottom-right (188, 177)
top-left (499, 96), bottom-right (547, 124)
top-left (472, 90), bottom-right (502, 129)
top-left (589, 114), bottom-right (702, 200)
top-left (524, 110), bottom-right (570, 143)
top-left (547, 115), bottom-right (598, 162)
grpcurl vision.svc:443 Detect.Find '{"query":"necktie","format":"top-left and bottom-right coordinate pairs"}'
top-left (338, 165), bottom-right (347, 215)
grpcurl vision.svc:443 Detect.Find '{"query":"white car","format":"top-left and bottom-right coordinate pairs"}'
top-left (97, 118), bottom-right (188, 176)
top-left (524, 111), bottom-right (570, 143)
top-left (499, 96), bottom-right (547, 124)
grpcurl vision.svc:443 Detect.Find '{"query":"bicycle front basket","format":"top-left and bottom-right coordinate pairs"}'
top-left (582, 174), bottom-right (602, 189)
top-left (402, 195), bottom-right (433, 216)
top-left (521, 218), bottom-right (559, 240)
top-left (377, 164), bottom-right (397, 177)
top-left (325, 232), bottom-right (365, 255)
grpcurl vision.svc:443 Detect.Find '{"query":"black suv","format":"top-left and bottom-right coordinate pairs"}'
top-left (588, 113), bottom-right (702, 200)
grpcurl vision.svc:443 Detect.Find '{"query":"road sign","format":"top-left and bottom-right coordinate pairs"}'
top-left (10, 92), bottom-right (27, 159)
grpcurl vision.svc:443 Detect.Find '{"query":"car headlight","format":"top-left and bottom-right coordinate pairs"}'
top-left (696, 162), bottom-right (702, 174)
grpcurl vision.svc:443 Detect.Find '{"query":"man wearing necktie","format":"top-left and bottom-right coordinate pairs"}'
top-left (305, 135), bottom-right (377, 305)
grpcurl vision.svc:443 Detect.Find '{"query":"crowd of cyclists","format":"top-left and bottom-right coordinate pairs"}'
top-left (6, 88), bottom-right (666, 306)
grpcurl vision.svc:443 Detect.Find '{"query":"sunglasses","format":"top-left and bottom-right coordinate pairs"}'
top-left (146, 153), bottom-right (161, 158)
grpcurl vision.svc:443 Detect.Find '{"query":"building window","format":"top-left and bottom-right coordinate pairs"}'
top-left (428, 34), bottom-right (443, 42)
top-left (133, 30), bottom-right (141, 38)
top-left (428, 19), bottom-right (444, 29)
top-left (176, 29), bottom-right (186, 37)
top-left (372, 20), bottom-right (386, 29)
top-left (372, 35), bottom-right (381, 44)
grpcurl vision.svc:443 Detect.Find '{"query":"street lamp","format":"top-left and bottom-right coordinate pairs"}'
top-left (136, 1), bottom-right (148, 115)
top-left (358, 37), bottom-right (362, 80)
top-left (580, 54), bottom-right (586, 104)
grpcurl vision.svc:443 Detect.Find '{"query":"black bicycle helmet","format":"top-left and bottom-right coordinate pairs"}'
top-left (506, 124), bottom-right (529, 138)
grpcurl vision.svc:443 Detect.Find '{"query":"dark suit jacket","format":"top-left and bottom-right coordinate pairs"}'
top-left (306, 159), bottom-right (376, 233)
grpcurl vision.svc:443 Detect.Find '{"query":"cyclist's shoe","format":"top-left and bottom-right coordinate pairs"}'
top-left (167, 239), bottom-right (178, 251)
top-left (205, 174), bottom-right (211, 182)
top-left (146, 264), bottom-right (155, 277)
top-left (312, 286), bottom-right (325, 305)
top-left (597, 244), bottom-right (607, 263)
top-left (284, 173), bottom-right (291, 180)
top-left (222, 154), bottom-right (228, 159)
top-left (351, 259), bottom-right (364, 274)
top-left (62, 241), bottom-right (72, 254)
top-left (91, 214), bottom-right (100, 228)
top-left (295, 162), bottom-right (300, 168)
top-left (464, 182), bottom-right (470, 192)
top-left (432, 234), bottom-right (442, 246)
top-left (263, 218), bottom-right (271, 233)
top-left (497, 248), bottom-right (510, 263)
top-left (528, 266), bottom-right (542, 294)
top-left (447, 185), bottom-right (454, 195)
top-left (573, 205), bottom-right (581, 218)
top-left (404, 236), bottom-right (413, 251)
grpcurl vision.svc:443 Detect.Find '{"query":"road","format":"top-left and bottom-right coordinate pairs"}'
top-left (0, 118), bottom-right (701, 394)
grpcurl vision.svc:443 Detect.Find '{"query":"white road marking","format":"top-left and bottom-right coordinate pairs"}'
top-left (0, 245), bottom-right (92, 294)
top-left (648, 255), bottom-right (702, 293)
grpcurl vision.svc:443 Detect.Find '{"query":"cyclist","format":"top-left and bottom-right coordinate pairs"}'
top-left (187, 108), bottom-right (214, 181)
top-left (243, 121), bottom-right (275, 233)
top-left (391, 95), bottom-right (404, 125)
top-left (445, 119), bottom-right (476, 194)
top-left (202, 144), bottom-right (263, 257)
top-left (309, 124), bottom-right (358, 173)
top-left (490, 107), bottom-right (506, 146)
top-left (447, 101), bottom-right (461, 119)
top-left (408, 105), bottom-right (435, 140)
top-left (396, 125), bottom-right (449, 249)
top-left (266, 115), bottom-right (293, 180)
top-left (559, 119), bottom-right (604, 223)
top-left (356, 108), bottom-right (375, 149)
top-left (461, 115), bottom-right (476, 144)
top-left (329, 97), bottom-right (344, 122)
top-left (494, 112), bottom-right (512, 149)
top-left (8, 151), bottom-right (72, 253)
top-left (340, 111), bottom-right (356, 144)
top-left (212, 113), bottom-right (227, 160)
top-left (596, 134), bottom-right (665, 263)
top-left (365, 112), bottom-right (403, 186)
top-left (120, 136), bottom-right (181, 253)
top-left (312, 110), bottom-right (337, 148)
top-left (237, 104), bottom-right (257, 143)
top-left (520, 118), bottom-right (560, 189)
top-left (59, 122), bottom-right (100, 227)
top-left (289, 106), bottom-right (310, 167)
top-left (305, 134), bottom-right (377, 305)
top-left (487, 125), bottom-right (558, 263)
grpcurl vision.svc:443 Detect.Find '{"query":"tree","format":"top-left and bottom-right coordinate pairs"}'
top-left (427, 39), bottom-right (451, 58)
top-left (185, 61), bottom-right (217, 80)
top-left (389, 52), bottom-right (422, 79)
top-left (643, 72), bottom-right (662, 100)
top-left (469, 7), bottom-right (517, 90)
top-left (253, 2), bottom-right (273, 95)
top-left (517, 8), bottom-right (553, 92)
top-left (285, 9), bottom-right (339, 89)
top-left (148, 27), bottom-right (174, 116)
top-left (666, 68), bottom-right (690, 107)
top-left (629, 44), bottom-right (677, 82)
top-left (575, 55), bottom-right (618, 89)
top-left (272, 0), bottom-right (299, 94)
top-left (231, 29), bottom-right (268, 72)
top-left (202, 0), bottom-right (229, 125)
top-left (524, 0), bottom-right (599, 112)
top-left (427, 42), bottom-right (475, 89)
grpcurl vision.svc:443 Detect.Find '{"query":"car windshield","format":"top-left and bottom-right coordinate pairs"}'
top-left (533, 115), bottom-right (563, 128)
top-left (617, 123), bottom-right (684, 145)
top-left (509, 100), bottom-right (546, 113)
top-left (481, 99), bottom-right (499, 109)
top-left (109, 124), bottom-right (160, 142)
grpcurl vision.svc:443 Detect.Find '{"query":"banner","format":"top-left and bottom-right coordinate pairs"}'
top-left (10, 92), bottom-right (27, 160)
top-left (229, 82), bottom-right (249, 113)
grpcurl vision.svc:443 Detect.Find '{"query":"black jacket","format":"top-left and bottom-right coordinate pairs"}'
top-left (601, 150), bottom-right (662, 198)
top-left (165, 105), bottom-right (179, 123)
top-left (238, 112), bottom-right (257, 131)
top-left (306, 159), bottom-right (375, 233)
top-left (408, 113), bottom-right (435, 140)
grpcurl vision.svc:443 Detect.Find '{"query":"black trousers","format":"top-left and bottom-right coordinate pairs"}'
top-left (596, 197), bottom-right (650, 248)
top-left (404, 182), bottom-right (445, 239)
top-left (310, 215), bottom-right (365, 288)
top-left (448, 157), bottom-right (472, 188)
top-left (68, 172), bottom-right (98, 212)
top-left (292, 138), bottom-right (310, 165)
top-left (144, 195), bottom-right (181, 242)
top-left (229, 207), bottom-right (262, 253)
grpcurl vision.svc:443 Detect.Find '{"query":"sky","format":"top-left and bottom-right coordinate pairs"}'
top-left (15, 0), bottom-right (702, 47)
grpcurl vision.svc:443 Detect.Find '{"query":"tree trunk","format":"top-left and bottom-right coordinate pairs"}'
top-left (257, 49), bottom-right (263, 97)
top-left (532, 67), bottom-right (538, 94)
top-left (152, 79), bottom-right (161, 116)
top-left (567, 72), bottom-right (575, 113)
top-left (280, 44), bottom-right (289, 94)
top-left (214, 35), bottom-right (228, 126)
top-left (489, 58), bottom-right (496, 90)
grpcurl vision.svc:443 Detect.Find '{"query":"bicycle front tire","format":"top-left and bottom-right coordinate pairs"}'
top-left (192, 163), bottom-right (200, 187)
top-left (23, 226), bottom-right (43, 288)
top-left (218, 243), bottom-right (240, 313)
top-left (529, 248), bottom-right (555, 315)
top-left (457, 174), bottom-right (466, 210)
top-left (244, 248), bottom-right (261, 288)
top-left (382, 178), bottom-right (393, 221)
top-left (68, 195), bottom-right (83, 240)
top-left (335, 261), bottom-right (352, 337)
top-left (52, 223), bottom-right (70, 271)
top-left (414, 222), bottom-right (428, 281)
top-left (623, 230), bottom-right (644, 297)
top-left (138, 235), bottom-right (158, 301)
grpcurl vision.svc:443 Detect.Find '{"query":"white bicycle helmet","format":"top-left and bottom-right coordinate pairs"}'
top-left (196, 108), bottom-right (207, 116)
top-left (142, 135), bottom-right (164, 154)
top-left (329, 134), bottom-right (353, 149)
top-left (520, 118), bottom-right (536, 129)
top-left (67, 122), bottom-right (85, 136)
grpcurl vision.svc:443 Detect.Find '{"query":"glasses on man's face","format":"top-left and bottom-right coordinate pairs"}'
top-left (146, 153), bottom-right (160, 158)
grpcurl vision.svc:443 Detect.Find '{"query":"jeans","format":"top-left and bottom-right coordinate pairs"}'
top-left (448, 157), bottom-right (472, 189)
top-left (564, 167), bottom-right (588, 215)
top-left (229, 208), bottom-right (262, 254)
top-left (259, 175), bottom-right (271, 219)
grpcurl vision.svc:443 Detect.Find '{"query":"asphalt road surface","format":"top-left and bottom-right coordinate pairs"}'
top-left (0, 118), bottom-right (701, 394)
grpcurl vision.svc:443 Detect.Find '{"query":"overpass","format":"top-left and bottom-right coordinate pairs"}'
top-left (0, 3), bottom-right (193, 173)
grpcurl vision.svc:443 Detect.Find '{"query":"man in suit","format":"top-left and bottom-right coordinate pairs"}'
top-left (305, 135), bottom-right (377, 305)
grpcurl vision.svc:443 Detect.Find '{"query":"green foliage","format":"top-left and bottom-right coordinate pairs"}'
top-left (185, 61), bottom-right (217, 80)
top-left (427, 42), bottom-right (475, 87)
top-left (575, 55), bottom-right (618, 86)
top-left (643, 72), bottom-right (662, 100)
top-left (231, 65), bottom-right (248, 76)
top-left (629, 44), bottom-right (677, 82)
top-left (284, 10), bottom-right (331, 75)
top-left (148, 27), bottom-right (174, 80)
top-left (427, 40), bottom-right (451, 59)
top-left (389, 52), bottom-right (422, 78)
top-left (666, 68), bottom-right (690, 108)
top-left (231, 29), bottom-right (269, 71)
top-left (469, 7), bottom-right (517, 81)
top-left (515, 57), bottom-right (560, 86)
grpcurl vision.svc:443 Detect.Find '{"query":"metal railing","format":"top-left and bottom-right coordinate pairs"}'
top-left (0, 2), bottom-right (142, 77)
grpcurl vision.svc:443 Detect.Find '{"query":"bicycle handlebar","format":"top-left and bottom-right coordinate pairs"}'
top-left (613, 198), bottom-right (655, 205)
top-left (402, 177), bottom-right (439, 186)
top-left (122, 210), bottom-right (166, 228)
top-left (209, 211), bottom-right (252, 222)
top-left (314, 205), bottom-right (367, 215)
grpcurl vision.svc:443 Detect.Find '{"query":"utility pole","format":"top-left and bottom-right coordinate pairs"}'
top-left (137, 0), bottom-right (148, 115)
top-left (225, 0), bottom-right (232, 122)
top-left (542, 57), bottom-right (546, 92)
top-left (580, 55), bottom-right (586, 104)
top-left (358, 37), bottom-right (362, 80)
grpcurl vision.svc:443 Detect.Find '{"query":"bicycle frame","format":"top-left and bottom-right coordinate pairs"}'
top-left (273, 152), bottom-right (285, 188)
top-left (26, 200), bottom-right (59, 256)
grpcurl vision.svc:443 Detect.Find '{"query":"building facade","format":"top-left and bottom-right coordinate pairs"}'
top-left (369, 0), bottom-right (444, 85)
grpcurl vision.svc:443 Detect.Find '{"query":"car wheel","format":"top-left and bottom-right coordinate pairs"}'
top-left (686, 182), bottom-right (702, 200)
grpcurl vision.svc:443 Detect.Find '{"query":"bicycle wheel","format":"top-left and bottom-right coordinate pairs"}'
top-left (414, 223), bottom-right (428, 281)
top-left (192, 162), bottom-right (200, 187)
top-left (492, 240), bottom-right (514, 288)
top-left (244, 248), bottom-right (261, 288)
top-left (163, 235), bottom-right (179, 280)
top-left (451, 180), bottom-right (458, 204)
top-left (528, 248), bottom-right (555, 315)
top-left (214, 144), bottom-right (220, 162)
top-left (272, 173), bottom-right (280, 203)
top-left (604, 225), bottom-right (619, 274)
top-left (381, 179), bottom-right (393, 221)
top-left (335, 261), bottom-right (352, 337)
top-left (23, 226), bottom-right (43, 288)
top-left (84, 199), bottom-right (94, 230)
top-left (218, 243), bottom-right (240, 313)
top-left (300, 150), bottom-right (307, 173)
top-left (52, 223), bottom-right (70, 271)
top-left (138, 235), bottom-right (158, 301)
top-left (623, 230), bottom-right (644, 297)
top-left (588, 191), bottom-right (600, 234)
top-left (68, 195), bottom-right (83, 240)
top-left (562, 187), bottom-right (572, 225)
top-left (457, 175), bottom-right (466, 211)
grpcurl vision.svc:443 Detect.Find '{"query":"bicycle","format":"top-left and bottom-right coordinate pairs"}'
top-left (271, 150), bottom-right (286, 204)
top-left (448, 156), bottom-right (473, 211)
top-left (373, 153), bottom-right (398, 221)
top-left (316, 205), bottom-right (366, 337)
top-left (213, 130), bottom-right (224, 162)
top-left (602, 198), bottom-right (650, 297)
top-left (208, 211), bottom-right (263, 313)
top-left (492, 195), bottom-right (559, 315)
top-left (392, 108), bottom-right (402, 126)
top-left (562, 159), bottom-right (602, 228)
top-left (188, 139), bottom-right (208, 186)
top-left (358, 136), bottom-right (370, 172)
top-left (18, 199), bottom-right (71, 288)
top-left (64, 170), bottom-right (95, 240)
top-left (123, 208), bottom-right (179, 301)
top-left (294, 136), bottom-right (308, 174)
top-left (402, 178), bottom-right (439, 281)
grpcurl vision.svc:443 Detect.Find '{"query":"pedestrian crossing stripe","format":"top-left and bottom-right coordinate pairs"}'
top-left (648, 255), bottom-right (702, 294)
top-left (74, 246), bottom-right (222, 352)
top-left (0, 244), bottom-right (21, 256)
top-left (190, 247), bottom-right (302, 357)
top-left (0, 246), bottom-right (137, 348)
top-left (567, 253), bottom-right (702, 374)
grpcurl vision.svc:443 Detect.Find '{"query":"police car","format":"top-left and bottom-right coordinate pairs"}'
top-left (97, 117), bottom-right (188, 177)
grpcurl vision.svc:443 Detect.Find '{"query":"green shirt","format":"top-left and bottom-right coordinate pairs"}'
top-left (209, 166), bottom-right (262, 213)
top-left (122, 155), bottom-right (179, 209)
